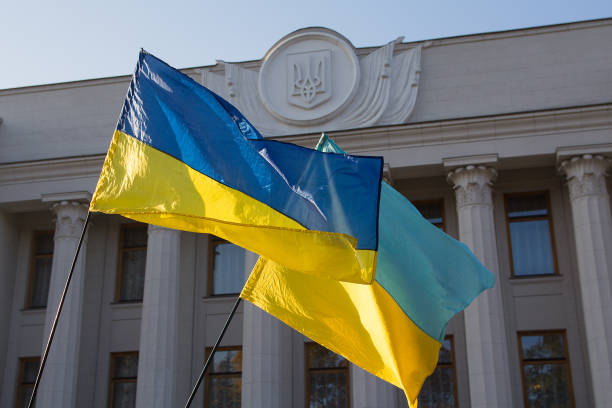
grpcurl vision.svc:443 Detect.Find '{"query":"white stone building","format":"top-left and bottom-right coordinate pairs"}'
top-left (1, 18), bottom-right (611, 408)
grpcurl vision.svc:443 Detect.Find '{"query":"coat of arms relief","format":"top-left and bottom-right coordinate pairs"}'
top-left (288, 50), bottom-right (331, 109)
top-left (201, 27), bottom-right (421, 136)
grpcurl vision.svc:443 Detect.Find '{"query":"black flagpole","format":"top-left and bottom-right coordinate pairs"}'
top-left (184, 296), bottom-right (242, 408)
top-left (27, 211), bottom-right (91, 408)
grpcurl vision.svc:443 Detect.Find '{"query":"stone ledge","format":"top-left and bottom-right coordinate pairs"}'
top-left (556, 143), bottom-right (612, 163)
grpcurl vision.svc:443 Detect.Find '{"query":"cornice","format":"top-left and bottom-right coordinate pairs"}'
top-left (0, 68), bottom-right (202, 96)
top-left (281, 104), bottom-right (612, 153)
top-left (0, 104), bottom-right (609, 188)
top-left (0, 77), bottom-right (132, 96)
top-left (3, 19), bottom-right (608, 95)
top-left (0, 156), bottom-right (104, 185)
top-left (403, 18), bottom-right (612, 49)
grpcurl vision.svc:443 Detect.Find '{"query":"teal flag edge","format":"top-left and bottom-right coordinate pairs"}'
top-left (316, 134), bottom-right (495, 341)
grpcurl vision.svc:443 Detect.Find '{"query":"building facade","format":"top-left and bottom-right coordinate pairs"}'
top-left (1, 18), bottom-right (611, 408)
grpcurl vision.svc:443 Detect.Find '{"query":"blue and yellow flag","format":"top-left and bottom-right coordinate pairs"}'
top-left (241, 135), bottom-right (494, 407)
top-left (90, 51), bottom-right (383, 283)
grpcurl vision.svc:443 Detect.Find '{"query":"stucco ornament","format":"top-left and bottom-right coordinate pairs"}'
top-left (259, 29), bottom-right (359, 125)
top-left (559, 154), bottom-right (612, 200)
top-left (447, 165), bottom-right (498, 207)
top-left (287, 49), bottom-right (331, 109)
top-left (202, 27), bottom-right (422, 136)
top-left (52, 201), bottom-right (88, 239)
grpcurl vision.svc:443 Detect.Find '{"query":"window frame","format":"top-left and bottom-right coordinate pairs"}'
top-left (108, 351), bottom-right (139, 408)
top-left (26, 230), bottom-right (54, 309)
top-left (517, 330), bottom-right (575, 408)
top-left (419, 335), bottom-right (459, 408)
top-left (504, 191), bottom-right (559, 278)
top-left (115, 223), bottom-right (148, 303)
top-left (15, 356), bottom-right (40, 408)
top-left (207, 236), bottom-right (244, 297)
top-left (304, 342), bottom-right (351, 408)
top-left (412, 199), bottom-right (446, 232)
top-left (204, 345), bottom-right (242, 408)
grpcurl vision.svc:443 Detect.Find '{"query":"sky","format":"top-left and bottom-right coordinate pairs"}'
top-left (1, 0), bottom-right (611, 90)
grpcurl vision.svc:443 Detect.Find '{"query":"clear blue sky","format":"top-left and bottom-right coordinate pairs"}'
top-left (1, 0), bottom-right (611, 90)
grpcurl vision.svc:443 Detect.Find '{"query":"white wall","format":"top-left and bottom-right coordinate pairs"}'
top-left (410, 22), bottom-right (612, 123)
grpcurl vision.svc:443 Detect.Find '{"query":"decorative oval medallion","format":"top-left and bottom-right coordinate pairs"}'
top-left (258, 27), bottom-right (360, 126)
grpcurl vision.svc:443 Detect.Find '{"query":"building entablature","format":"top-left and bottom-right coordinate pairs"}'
top-left (1, 104), bottom-right (610, 211)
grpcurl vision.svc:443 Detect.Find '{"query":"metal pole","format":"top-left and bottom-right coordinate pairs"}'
top-left (184, 296), bottom-right (242, 408)
top-left (27, 211), bottom-right (91, 408)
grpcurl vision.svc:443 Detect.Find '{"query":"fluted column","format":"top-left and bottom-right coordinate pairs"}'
top-left (447, 165), bottom-right (513, 408)
top-left (351, 365), bottom-right (397, 408)
top-left (241, 251), bottom-right (292, 408)
top-left (559, 154), bottom-right (612, 407)
top-left (38, 201), bottom-right (88, 408)
top-left (135, 225), bottom-right (180, 408)
top-left (0, 211), bottom-right (18, 392)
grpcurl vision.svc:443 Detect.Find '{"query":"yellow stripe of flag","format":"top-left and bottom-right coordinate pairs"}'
top-left (92, 130), bottom-right (376, 282)
top-left (241, 257), bottom-right (441, 407)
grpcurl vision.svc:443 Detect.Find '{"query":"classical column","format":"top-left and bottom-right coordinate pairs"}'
top-left (241, 251), bottom-right (292, 408)
top-left (351, 365), bottom-right (397, 408)
top-left (559, 154), bottom-right (612, 407)
top-left (38, 201), bottom-right (88, 408)
top-left (135, 225), bottom-right (181, 408)
top-left (447, 165), bottom-right (513, 408)
top-left (0, 211), bottom-right (18, 395)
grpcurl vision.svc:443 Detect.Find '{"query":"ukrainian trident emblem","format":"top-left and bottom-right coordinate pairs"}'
top-left (287, 50), bottom-right (331, 109)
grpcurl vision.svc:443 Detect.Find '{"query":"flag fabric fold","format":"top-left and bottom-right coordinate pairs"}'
top-left (241, 135), bottom-right (495, 407)
top-left (90, 51), bottom-right (383, 284)
top-left (92, 50), bottom-right (494, 407)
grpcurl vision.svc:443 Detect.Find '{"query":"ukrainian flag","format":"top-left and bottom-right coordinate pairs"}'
top-left (241, 135), bottom-right (494, 407)
top-left (90, 51), bottom-right (383, 284)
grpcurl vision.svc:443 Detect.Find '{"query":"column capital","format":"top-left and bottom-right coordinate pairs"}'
top-left (558, 154), bottom-right (611, 200)
top-left (447, 165), bottom-right (497, 207)
top-left (52, 201), bottom-right (88, 239)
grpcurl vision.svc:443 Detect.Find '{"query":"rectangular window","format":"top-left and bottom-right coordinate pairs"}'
top-left (518, 331), bottom-right (574, 407)
top-left (27, 231), bottom-right (54, 308)
top-left (419, 336), bottom-right (458, 407)
top-left (15, 357), bottom-right (40, 408)
top-left (413, 200), bottom-right (445, 231)
top-left (204, 346), bottom-right (242, 408)
top-left (116, 224), bottom-right (148, 302)
top-left (109, 352), bottom-right (138, 408)
top-left (305, 342), bottom-right (350, 408)
top-left (505, 193), bottom-right (557, 277)
top-left (208, 237), bottom-right (247, 296)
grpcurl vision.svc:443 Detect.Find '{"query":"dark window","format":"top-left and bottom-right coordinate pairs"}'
top-left (205, 346), bottom-right (242, 408)
top-left (27, 231), bottom-right (54, 308)
top-left (15, 357), bottom-right (39, 408)
top-left (116, 224), bottom-right (147, 302)
top-left (109, 352), bottom-right (138, 408)
top-left (419, 336), bottom-right (458, 407)
top-left (413, 200), bottom-right (445, 231)
top-left (505, 193), bottom-right (557, 277)
top-left (208, 237), bottom-right (247, 296)
top-left (305, 342), bottom-right (350, 408)
top-left (518, 331), bottom-right (574, 408)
